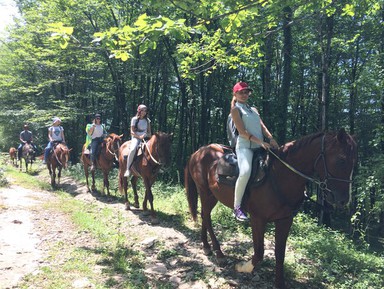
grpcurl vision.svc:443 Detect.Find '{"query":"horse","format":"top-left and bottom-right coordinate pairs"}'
top-left (46, 142), bottom-right (71, 187)
top-left (118, 132), bottom-right (172, 223)
top-left (9, 147), bottom-right (17, 166)
top-left (81, 133), bottom-right (123, 195)
top-left (19, 142), bottom-right (34, 172)
top-left (184, 129), bottom-right (357, 289)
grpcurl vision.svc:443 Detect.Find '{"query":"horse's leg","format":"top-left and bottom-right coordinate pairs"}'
top-left (273, 217), bottom-right (293, 289)
top-left (123, 175), bottom-right (130, 210)
top-left (83, 160), bottom-right (91, 192)
top-left (235, 216), bottom-right (266, 274)
top-left (57, 166), bottom-right (62, 185)
top-left (130, 176), bottom-right (140, 208)
top-left (199, 192), bottom-right (224, 263)
top-left (102, 170), bottom-right (110, 196)
top-left (142, 177), bottom-right (159, 224)
top-left (91, 169), bottom-right (96, 192)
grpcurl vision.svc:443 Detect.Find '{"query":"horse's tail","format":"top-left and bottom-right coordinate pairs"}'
top-left (184, 159), bottom-right (198, 222)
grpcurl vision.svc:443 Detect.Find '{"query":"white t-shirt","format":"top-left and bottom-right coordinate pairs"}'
top-left (131, 117), bottom-right (150, 138)
top-left (92, 124), bottom-right (104, 139)
top-left (49, 126), bottom-right (64, 141)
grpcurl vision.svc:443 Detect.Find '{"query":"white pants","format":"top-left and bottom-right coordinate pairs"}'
top-left (125, 137), bottom-right (141, 172)
top-left (234, 147), bottom-right (255, 208)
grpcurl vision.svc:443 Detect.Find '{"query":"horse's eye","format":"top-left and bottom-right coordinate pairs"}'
top-left (336, 156), bottom-right (347, 167)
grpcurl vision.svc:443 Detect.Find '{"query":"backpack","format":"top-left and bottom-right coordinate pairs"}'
top-left (226, 109), bottom-right (242, 148)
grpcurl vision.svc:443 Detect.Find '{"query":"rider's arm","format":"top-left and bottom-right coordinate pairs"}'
top-left (19, 132), bottom-right (25, 143)
top-left (260, 118), bottom-right (278, 148)
top-left (61, 128), bottom-right (66, 143)
top-left (48, 128), bottom-right (53, 142)
top-left (146, 121), bottom-right (152, 139)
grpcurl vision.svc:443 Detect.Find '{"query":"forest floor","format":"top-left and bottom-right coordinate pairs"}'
top-left (0, 166), bottom-right (305, 289)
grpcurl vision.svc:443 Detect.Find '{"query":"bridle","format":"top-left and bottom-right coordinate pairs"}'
top-left (268, 134), bottom-right (353, 197)
top-left (106, 137), bottom-right (121, 162)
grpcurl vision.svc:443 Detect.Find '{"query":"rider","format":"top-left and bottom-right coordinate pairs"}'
top-left (87, 113), bottom-right (107, 171)
top-left (124, 104), bottom-right (151, 177)
top-left (231, 82), bottom-right (278, 222)
top-left (17, 124), bottom-right (37, 161)
top-left (43, 117), bottom-right (66, 164)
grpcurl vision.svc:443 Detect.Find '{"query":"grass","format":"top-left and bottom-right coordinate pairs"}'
top-left (1, 156), bottom-right (383, 289)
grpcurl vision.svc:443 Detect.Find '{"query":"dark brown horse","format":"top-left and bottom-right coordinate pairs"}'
top-left (81, 133), bottom-right (123, 195)
top-left (9, 147), bottom-right (17, 166)
top-left (118, 132), bottom-right (172, 223)
top-left (20, 142), bottom-right (34, 172)
top-left (46, 142), bottom-right (71, 187)
top-left (185, 129), bottom-right (357, 289)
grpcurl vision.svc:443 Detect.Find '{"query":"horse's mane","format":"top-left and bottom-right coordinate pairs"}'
top-left (279, 132), bottom-right (325, 158)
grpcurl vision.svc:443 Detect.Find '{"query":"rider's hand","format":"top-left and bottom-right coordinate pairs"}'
top-left (270, 139), bottom-right (279, 149)
top-left (261, 142), bottom-right (271, 150)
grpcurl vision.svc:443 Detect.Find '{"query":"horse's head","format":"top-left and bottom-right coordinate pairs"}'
top-left (56, 144), bottom-right (71, 169)
top-left (151, 132), bottom-right (173, 167)
top-left (106, 133), bottom-right (123, 158)
top-left (22, 143), bottom-right (34, 159)
top-left (316, 129), bottom-right (357, 208)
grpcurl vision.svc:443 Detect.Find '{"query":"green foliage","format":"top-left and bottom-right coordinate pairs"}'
top-left (291, 213), bottom-right (384, 288)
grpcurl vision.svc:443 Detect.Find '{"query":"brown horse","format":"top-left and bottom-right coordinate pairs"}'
top-left (46, 142), bottom-right (71, 187)
top-left (9, 147), bottom-right (17, 165)
top-left (184, 129), bottom-right (357, 289)
top-left (20, 142), bottom-right (34, 172)
top-left (118, 132), bottom-right (172, 223)
top-left (81, 133), bottom-right (123, 195)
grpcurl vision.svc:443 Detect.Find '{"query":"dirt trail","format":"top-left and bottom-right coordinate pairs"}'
top-left (0, 186), bottom-right (45, 287)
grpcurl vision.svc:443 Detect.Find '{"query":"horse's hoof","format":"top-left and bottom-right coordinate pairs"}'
top-left (142, 210), bottom-right (151, 216)
top-left (133, 202), bottom-right (140, 208)
top-left (203, 247), bottom-right (212, 256)
top-left (235, 260), bottom-right (254, 273)
top-left (151, 217), bottom-right (159, 225)
top-left (216, 256), bottom-right (227, 266)
top-left (125, 203), bottom-right (131, 210)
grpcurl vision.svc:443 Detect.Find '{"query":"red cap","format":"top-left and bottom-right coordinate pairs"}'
top-left (233, 82), bottom-right (253, 93)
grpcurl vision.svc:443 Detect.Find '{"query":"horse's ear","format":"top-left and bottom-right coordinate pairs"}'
top-left (119, 134), bottom-right (123, 138)
top-left (337, 128), bottom-right (348, 143)
top-left (69, 148), bottom-right (73, 152)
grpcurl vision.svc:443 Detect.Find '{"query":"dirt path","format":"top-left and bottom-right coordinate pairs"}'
top-left (0, 185), bottom-right (45, 287)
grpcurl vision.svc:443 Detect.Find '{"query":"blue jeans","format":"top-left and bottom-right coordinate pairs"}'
top-left (90, 137), bottom-right (103, 162)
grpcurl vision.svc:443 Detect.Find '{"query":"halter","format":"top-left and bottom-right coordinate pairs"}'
top-left (143, 139), bottom-right (162, 165)
top-left (268, 134), bottom-right (353, 196)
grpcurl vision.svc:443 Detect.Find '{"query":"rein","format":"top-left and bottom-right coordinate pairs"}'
top-left (143, 139), bottom-right (161, 165)
top-left (53, 144), bottom-right (68, 167)
top-left (267, 134), bottom-right (353, 196)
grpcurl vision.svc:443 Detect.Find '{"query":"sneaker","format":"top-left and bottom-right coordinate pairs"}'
top-left (123, 170), bottom-right (130, 177)
top-left (233, 206), bottom-right (249, 222)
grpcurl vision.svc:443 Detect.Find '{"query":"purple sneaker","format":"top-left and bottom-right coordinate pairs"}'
top-left (234, 206), bottom-right (249, 222)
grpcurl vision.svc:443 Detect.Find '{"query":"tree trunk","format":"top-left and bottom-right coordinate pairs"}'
top-left (276, 6), bottom-right (292, 144)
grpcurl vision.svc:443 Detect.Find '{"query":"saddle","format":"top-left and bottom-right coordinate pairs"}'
top-left (216, 148), bottom-right (269, 187)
